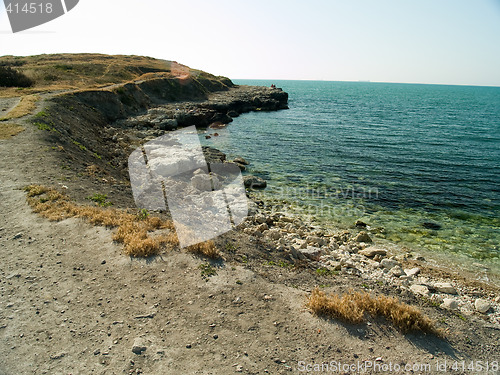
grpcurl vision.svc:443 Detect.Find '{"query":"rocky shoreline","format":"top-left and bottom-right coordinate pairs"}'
top-left (238, 192), bottom-right (500, 327)
top-left (208, 150), bottom-right (500, 329)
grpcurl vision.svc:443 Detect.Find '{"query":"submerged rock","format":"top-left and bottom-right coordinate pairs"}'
top-left (355, 220), bottom-right (368, 228)
top-left (243, 175), bottom-right (267, 189)
top-left (354, 231), bottom-right (372, 243)
top-left (422, 222), bottom-right (442, 230)
top-left (233, 157), bottom-right (249, 165)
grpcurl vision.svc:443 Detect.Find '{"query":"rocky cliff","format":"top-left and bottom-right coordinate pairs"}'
top-left (30, 60), bottom-right (288, 188)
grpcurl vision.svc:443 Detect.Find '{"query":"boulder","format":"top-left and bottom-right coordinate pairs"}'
top-left (290, 246), bottom-right (306, 260)
top-left (299, 246), bottom-right (322, 261)
top-left (404, 267), bottom-right (421, 278)
top-left (390, 266), bottom-right (405, 277)
top-left (243, 175), bottom-right (267, 189)
top-left (256, 223), bottom-right (268, 233)
top-left (380, 258), bottom-right (400, 270)
top-left (228, 110), bottom-right (239, 118)
top-left (157, 118), bottom-right (178, 131)
top-left (191, 174), bottom-right (221, 191)
top-left (265, 229), bottom-right (281, 241)
top-left (233, 162), bottom-right (246, 171)
top-left (254, 215), bottom-right (267, 224)
top-left (355, 220), bottom-right (368, 228)
top-left (441, 298), bottom-right (459, 310)
top-left (233, 157), bottom-right (249, 165)
top-left (358, 247), bottom-right (387, 257)
top-left (422, 222), bottom-right (442, 230)
top-left (305, 235), bottom-right (327, 247)
top-left (410, 284), bottom-right (430, 297)
top-left (434, 282), bottom-right (457, 295)
top-left (474, 299), bottom-right (491, 313)
top-left (132, 338), bottom-right (147, 355)
top-left (354, 231), bottom-right (372, 243)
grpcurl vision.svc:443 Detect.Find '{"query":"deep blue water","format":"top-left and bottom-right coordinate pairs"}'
top-left (201, 80), bottom-right (500, 272)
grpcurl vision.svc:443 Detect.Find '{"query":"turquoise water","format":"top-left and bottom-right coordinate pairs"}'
top-left (201, 80), bottom-right (500, 273)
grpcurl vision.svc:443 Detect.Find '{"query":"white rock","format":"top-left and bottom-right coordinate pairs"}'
top-left (410, 284), bottom-right (430, 297)
top-left (404, 267), bottom-right (421, 277)
top-left (290, 246), bottom-right (306, 260)
top-left (256, 223), bottom-right (268, 233)
top-left (254, 215), bottom-right (267, 224)
top-left (358, 247), bottom-right (387, 257)
top-left (474, 299), bottom-right (491, 314)
top-left (434, 282), bottom-right (457, 295)
top-left (265, 229), bottom-right (281, 241)
top-left (294, 239), bottom-right (307, 249)
top-left (390, 266), bottom-right (405, 277)
top-left (380, 258), bottom-right (400, 270)
top-left (132, 338), bottom-right (147, 354)
top-left (299, 246), bottom-right (322, 261)
top-left (190, 174), bottom-right (221, 191)
top-left (441, 298), bottom-right (459, 310)
top-left (306, 236), bottom-right (327, 247)
top-left (327, 261), bottom-right (342, 271)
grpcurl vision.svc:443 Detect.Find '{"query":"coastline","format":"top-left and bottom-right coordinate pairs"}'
top-left (199, 118), bottom-right (500, 327)
top-left (1, 55), bottom-right (499, 373)
top-left (234, 177), bottom-right (500, 325)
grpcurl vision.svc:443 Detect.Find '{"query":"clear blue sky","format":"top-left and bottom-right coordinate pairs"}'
top-left (1, 0), bottom-right (500, 86)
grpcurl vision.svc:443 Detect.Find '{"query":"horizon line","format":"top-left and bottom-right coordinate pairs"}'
top-left (231, 78), bottom-right (500, 89)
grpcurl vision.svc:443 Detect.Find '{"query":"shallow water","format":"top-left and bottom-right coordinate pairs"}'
top-left (200, 80), bottom-right (500, 275)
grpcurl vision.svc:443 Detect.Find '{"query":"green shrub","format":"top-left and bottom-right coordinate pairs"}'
top-left (0, 66), bottom-right (34, 87)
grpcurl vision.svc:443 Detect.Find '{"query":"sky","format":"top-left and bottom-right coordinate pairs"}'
top-left (1, 0), bottom-right (500, 86)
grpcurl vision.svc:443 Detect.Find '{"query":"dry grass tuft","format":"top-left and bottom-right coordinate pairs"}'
top-left (306, 287), bottom-right (440, 335)
top-left (24, 184), bottom-right (178, 257)
top-left (0, 95), bottom-right (39, 120)
top-left (0, 122), bottom-right (24, 139)
top-left (185, 240), bottom-right (220, 259)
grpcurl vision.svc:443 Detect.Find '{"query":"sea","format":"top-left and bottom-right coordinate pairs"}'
top-left (200, 80), bottom-right (500, 278)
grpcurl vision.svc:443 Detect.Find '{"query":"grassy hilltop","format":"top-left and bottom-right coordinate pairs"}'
top-left (0, 53), bottom-right (232, 97)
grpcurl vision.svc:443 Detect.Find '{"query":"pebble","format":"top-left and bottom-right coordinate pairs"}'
top-left (50, 352), bottom-right (67, 360)
top-left (12, 233), bottom-right (23, 240)
top-left (474, 299), bottom-right (491, 314)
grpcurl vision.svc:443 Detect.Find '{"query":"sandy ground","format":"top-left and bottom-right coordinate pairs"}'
top-left (0, 96), bottom-right (499, 375)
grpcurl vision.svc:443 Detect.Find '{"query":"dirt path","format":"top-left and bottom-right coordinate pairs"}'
top-left (0, 97), bottom-right (21, 116)
top-left (0, 97), bottom-right (499, 375)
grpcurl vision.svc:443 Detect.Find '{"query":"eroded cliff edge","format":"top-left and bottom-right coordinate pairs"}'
top-left (27, 57), bottom-right (288, 206)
